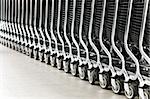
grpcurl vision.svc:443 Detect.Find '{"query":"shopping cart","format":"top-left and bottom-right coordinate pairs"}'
top-left (98, 0), bottom-right (115, 89)
top-left (28, 0), bottom-right (37, 58)
top-left (32, 0), bottom-right (42, 60)
top-left (70, 0), bottom-right (81, 76)
top-left (62, 0), bottom-right (73, 73)
top-left (138, 0), bottom-right (150, 98)
top-left (42, 0), bottom-right (52, 64)
top-left (87, 0), bottom-right (103, 84)
top-left (110, 0), bottom-right (133, 94)
top-left (49, 0), bottom-right (59, 67)
top-left (123, 0), bottom-right (147, 98)
top-left (78, 0), bottom-right (91, 80)
top-left (55, 0), bottom-right (66, 70)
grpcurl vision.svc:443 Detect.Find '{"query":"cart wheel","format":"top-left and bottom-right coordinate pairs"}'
top-left (45, 54), bottom-right (50, 64)
top-left (17, 45), bottom-right (19, 51)
top-left (9, 44), bottom-right (12, 48)
top-left (26, 48), bottom-right (30, 56)
top-left (78, 66), bottom-right (87, 80)
top-left (12, 44), bottom-right (15, 50)
top-left (34, 50), bottom-right (36, 59)
top-left (99, 74), bottom-right (109, 89)
top-left (57, 58), bottom-right (63, 70)
top-left (6, 42), bottom-right (8, 47)
top-left (43, 53), bottom-right (46, 62)
top-left (14, 44), bottom-right (16, 50)
top-left (70, 63), bottom-right (78, 76)
top-left (35, 50), bottom-right (39, 60)
top-left (39, 52), bottom-right (44, 62)
top-left (24, 49), bottom-right (27, 54)
top-left (142, 90), bottom-right (150, 99)
top-left (29, 48), bottom-right (34, 58)
top-left (23, 47), bottom-right (26, 54)
top-left (124, 84), bottom-right (136, 99)
top-left (20, 45), bottom-right (22, 52)
top-left (36, 50), bottom-right (39, 60)
top-left (15, 45), bottom-right (18, 51)
top-left (51, 56), bottom-right (56, 67)
top-left (39, 52), bottom-right (42, 61)
top-left (26, 50), bottom-right (29, 56)
top-left (63, 60), bottom-right (70, 73)
top-left (112, 79), bottom-right (122, 94)
top-left (4, 42), bottom-right (5, 45)
top-left (88, 69), bottom-right (96, 85)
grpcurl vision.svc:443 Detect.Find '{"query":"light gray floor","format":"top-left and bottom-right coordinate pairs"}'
top-left (0, 45), bottom-right (126, 99)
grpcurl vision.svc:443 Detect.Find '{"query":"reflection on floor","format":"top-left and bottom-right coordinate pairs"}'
top-left (0, 45), bottom-right (126, 99)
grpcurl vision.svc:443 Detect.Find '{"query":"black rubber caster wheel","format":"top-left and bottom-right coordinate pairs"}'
top-left (50, 56), bottom-right (56, 67)
top-left (9, 44), bottom-right (12, 48)
top-left (99, 73), bottom-right (110, 89)
top-left (112, 79), bottom-right (123, 94)
top-left (45, 53), bottom-right (50, 64)
top-left (78, 66), bottom-right (87, 80)
top-left (6, 43), bottom-right (9, 47)
top-left (27, 47), bottom-right (30, 56)
top-left (34, 50), bottom-right (39, 60)
top-left (29, 48), bottom-right (34, 58)
top-left (88, 69), bottom-right (97, 85)
top-left (124, 84), bottom-right (137, 99)
top-left (57, 58), bottom-right (63, 70)
top-left (39, 52), bottom-right (45, 62)
top-left (70, 63), bottom-right (78, 76)
top-left (143, 90), bottom-right (150, 99)
top-left (63, 60), bottom-right (71, 73)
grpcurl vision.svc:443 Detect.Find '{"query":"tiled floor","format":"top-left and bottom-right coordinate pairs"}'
top-left (0, 45), bottom-right (126, 99)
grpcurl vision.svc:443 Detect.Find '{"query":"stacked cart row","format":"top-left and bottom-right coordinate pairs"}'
top-left (0, 0), bottom-right (150, 98)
